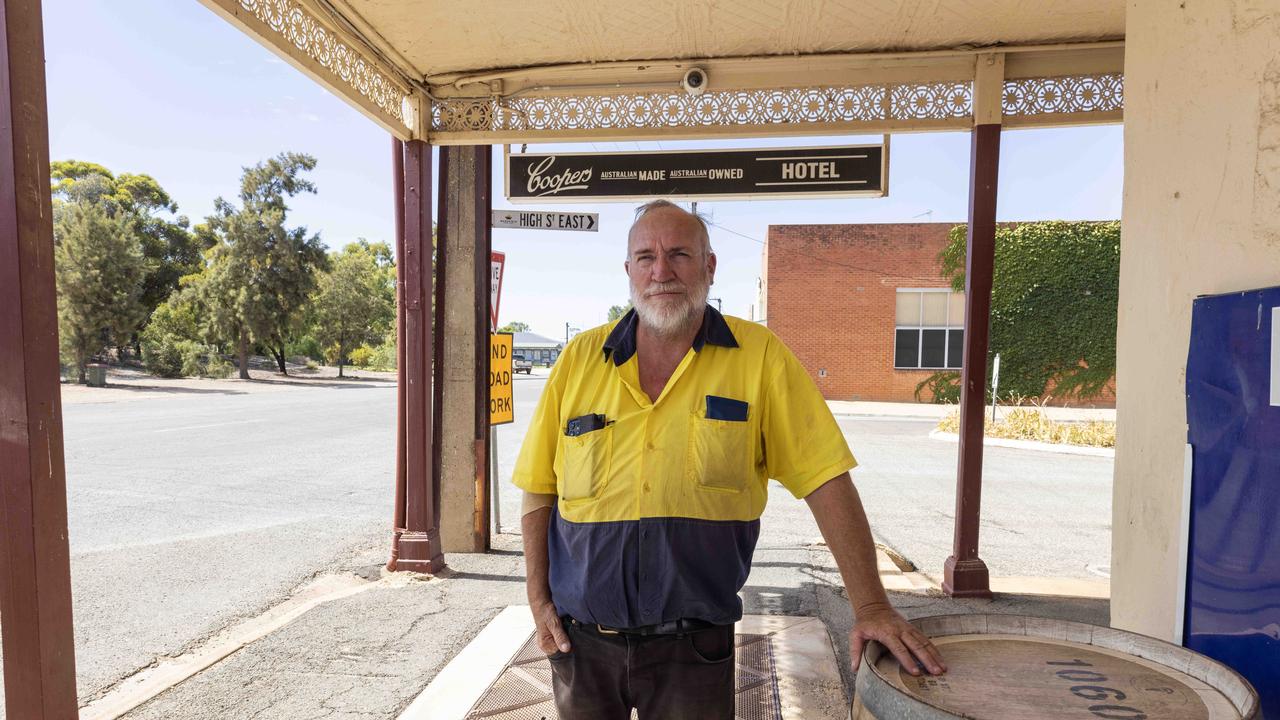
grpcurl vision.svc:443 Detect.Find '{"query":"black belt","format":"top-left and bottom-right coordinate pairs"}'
top-left (564, 616), bottom-right (720, 637)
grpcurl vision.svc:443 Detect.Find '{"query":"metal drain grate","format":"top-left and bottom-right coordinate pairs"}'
top-left (465, 632), bottom-right (783, 720)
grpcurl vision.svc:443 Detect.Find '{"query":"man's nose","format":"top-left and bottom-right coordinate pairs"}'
top-left (650, 254), bottom-right (675, 280)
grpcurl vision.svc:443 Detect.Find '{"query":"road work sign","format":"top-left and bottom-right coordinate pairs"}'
top-left (490, 333), bottom-right (514, 426)
top-left (491, 209), bottom-right (598, 232)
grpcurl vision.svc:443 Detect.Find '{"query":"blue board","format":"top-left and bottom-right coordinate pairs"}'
top-left (1185, 286), bottom-right (1280, 715)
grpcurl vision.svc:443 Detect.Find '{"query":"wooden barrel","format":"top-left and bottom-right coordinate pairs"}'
top-left (849, 615), bottom-right (1259, 720)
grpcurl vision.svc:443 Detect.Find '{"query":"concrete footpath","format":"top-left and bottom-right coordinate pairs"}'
top-left (90, 534), bottom-right (1109, 720)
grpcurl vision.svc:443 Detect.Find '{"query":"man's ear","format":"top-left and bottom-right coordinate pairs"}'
top-left (707, 252), bottom-right (717, 285)
top-left (624, 259), bottom-right (630, 275)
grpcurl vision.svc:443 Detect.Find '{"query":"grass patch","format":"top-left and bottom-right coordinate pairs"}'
top-left (937, 407), bottom-right (1115, 448)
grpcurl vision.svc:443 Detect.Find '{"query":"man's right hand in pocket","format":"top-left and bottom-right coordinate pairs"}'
top-left (533, 599), bottom-right (571, 655)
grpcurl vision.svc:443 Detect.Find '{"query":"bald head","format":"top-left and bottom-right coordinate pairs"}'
top-left (627, 200), bottom-right (712, 258)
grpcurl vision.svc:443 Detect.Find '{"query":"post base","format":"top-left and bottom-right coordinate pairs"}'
top-left (389, 531), bottom-right (445, 574)
top-left (943, 555), bottom-right (992, 598)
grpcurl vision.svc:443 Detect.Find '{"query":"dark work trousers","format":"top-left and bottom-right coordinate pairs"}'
top-left (547, 618), bottom-right (736, 719)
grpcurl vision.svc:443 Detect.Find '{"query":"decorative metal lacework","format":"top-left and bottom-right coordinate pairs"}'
top-left (237, 0), bottom-right (411, 127)
top-left (1003, 73), bottom-right (1124, 117)
top-left (432, 81), bottom-right (974, 134)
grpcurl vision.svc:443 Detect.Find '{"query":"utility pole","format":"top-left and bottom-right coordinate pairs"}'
top-left (710, 297), bottom-right (723, 312)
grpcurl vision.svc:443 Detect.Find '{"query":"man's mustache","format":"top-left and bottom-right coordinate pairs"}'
top-left (644, 283), bottom-right (687, 297)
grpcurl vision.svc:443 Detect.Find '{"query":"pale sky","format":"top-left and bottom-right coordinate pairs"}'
top-left (44, 0), bottom-right (1123, 343)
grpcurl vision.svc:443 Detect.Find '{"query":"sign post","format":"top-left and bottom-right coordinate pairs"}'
top-left (991, 353), bottom-right (1001, 422)
top-left (489, 332), bottom-right (514, 534)
top-left (505, 142), bottom-right (887, 203)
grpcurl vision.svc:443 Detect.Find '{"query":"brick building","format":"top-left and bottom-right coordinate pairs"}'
top-left (762, 222), bottom-right (1116, 406)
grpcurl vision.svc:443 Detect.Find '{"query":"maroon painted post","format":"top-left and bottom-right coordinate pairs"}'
top-left (943, 123), bottom-right (1000, 598)
top-left (0, 0), bottom-right (81, 715)
top-left (390, 138), bottom-right (444, 573)
top-left (472, 145), bottom-right (492, 551)
top-left (432, 147), bottom-right (448, 526)
top-left (388, 137), bottom-right (408, 568)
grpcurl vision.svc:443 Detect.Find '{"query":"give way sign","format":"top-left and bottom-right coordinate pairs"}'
top-left (490, 251), bottom-right (505, 331)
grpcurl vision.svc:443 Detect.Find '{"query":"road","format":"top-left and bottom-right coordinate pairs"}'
top-left (3, 369), bottom-right (1110, 712)
top-left (56, 377), bottom-right (401, 704)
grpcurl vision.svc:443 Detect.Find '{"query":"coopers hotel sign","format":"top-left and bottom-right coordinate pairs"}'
top-left (504, 143), bottom-right (887, 203)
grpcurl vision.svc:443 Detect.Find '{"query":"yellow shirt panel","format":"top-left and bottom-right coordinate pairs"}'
top-left (511, 314), bottom-right (856, 523)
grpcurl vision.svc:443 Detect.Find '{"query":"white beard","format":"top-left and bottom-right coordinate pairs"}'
top-left (630, 277), bottom-right (710, 337)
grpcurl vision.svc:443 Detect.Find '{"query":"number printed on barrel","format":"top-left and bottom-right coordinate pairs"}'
top-left (1047, 659), bottom-right (1159, 719)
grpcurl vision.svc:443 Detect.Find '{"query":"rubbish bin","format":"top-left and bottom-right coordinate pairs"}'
top-left (85, 363), bottom-right (107, 387)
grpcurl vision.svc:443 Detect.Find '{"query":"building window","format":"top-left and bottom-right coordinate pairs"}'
top-left (895, 289), bottom-right (965, 369)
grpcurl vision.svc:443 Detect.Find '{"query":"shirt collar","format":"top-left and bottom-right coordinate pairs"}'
top-left (602, 304), bottom-right (739, 366)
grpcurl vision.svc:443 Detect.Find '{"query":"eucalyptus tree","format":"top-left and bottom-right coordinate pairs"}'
top-left (200, 153), bottom-right (328, 377)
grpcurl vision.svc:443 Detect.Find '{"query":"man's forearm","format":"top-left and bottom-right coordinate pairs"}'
top-left (522, 506), bottom-right (554, 605)
top-left (804, 473), bottom-right (892, 614)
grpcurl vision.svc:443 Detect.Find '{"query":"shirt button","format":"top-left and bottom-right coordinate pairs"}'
top-left (646, 442), bottom-right (656, 450)
top-left (642, 482), bottom-right (651, 492)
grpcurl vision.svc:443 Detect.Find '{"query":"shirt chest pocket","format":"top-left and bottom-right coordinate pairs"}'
top-left (686, 408), bottom-right (754, 493)
top-left (559, 425), bottom-right (613, 502)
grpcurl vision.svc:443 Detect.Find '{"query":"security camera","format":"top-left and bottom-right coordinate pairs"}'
top-left (681, 67), bottom-right (708, 96)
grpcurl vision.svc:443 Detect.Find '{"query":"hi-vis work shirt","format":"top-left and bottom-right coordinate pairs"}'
top-left (512, 306), bottom-right (856, 629)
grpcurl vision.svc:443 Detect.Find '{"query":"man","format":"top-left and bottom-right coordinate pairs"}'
top-left (513, 200), bottom-right (945, 719)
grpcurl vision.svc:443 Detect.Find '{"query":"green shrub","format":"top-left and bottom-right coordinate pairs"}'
top-left (140, 293), bottom-right (206, 378)
top-left (323, 342), bottom-right (343, 366)
top-left (348, 345), bottom-right (375, 367)
top-left (369, 341), bottom-right (397, 371)
top-left (142, 337), bottom-right (185, 377)
top-left (940, 221), bottom-right (1120, 401)
top-left (937, 407), bottom-right (1115, 447)
top-left (286, 334), bottom-right (325, 362)
top-left (915, 371), bottom-right (961, 404)
top-left (203, 352), bottom-right (234, 379)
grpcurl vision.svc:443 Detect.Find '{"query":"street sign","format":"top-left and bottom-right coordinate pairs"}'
top-left (491, 209), bottom-right (598, 232)
top-left (505, 142), bottom-right (887, 203)
top-left (490, 251), bottom-right (505, 331)
top-left (489, 333), bottom-right (514, 426)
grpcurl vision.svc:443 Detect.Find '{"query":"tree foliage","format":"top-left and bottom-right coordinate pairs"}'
top-left (928, 221), bottom-right (1121, 402)
top-left (199, 153), bottom-right (328, 377)
top-left (607, 304), bottom-right (632, 322)
top-left (54, 201), bottom-right (146, 381)
top-left (312, 240), bottom-right (395, 377)
top-left (139, 288), bottom-right (230, 378)
top-left (498, 321), bottom-right (530, 333)
top-left (51, 160), bottom-right (201, 339)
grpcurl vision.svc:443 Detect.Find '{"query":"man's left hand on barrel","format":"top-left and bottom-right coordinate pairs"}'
top-left (849, 602), bottom-right (947, 676)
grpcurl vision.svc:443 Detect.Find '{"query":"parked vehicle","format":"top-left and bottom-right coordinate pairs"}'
top-left (513, 354), bottom-right (533, 374)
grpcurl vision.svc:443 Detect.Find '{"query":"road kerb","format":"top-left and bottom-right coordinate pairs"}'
top-left (929, 429), bottom-right (1115, 457)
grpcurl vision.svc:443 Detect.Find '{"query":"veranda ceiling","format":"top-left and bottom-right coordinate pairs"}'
top-left (199, 0), bottom-right (1126, 142)
top-left (353, 0), bottom-right (1124, 78)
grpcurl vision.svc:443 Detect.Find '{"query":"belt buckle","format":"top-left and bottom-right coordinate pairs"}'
top-left (596, 624), bottom-right (621, 635)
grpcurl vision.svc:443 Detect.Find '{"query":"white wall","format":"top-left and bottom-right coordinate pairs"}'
top-left (1114, 1), bottom-right (1280, 639)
